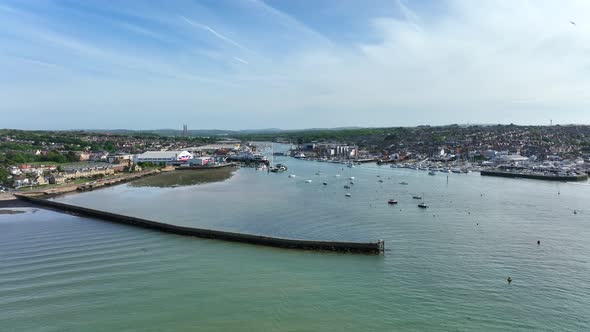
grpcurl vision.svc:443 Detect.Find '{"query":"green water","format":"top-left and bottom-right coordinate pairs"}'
top-left (2, 158), bottom-right (590, 331)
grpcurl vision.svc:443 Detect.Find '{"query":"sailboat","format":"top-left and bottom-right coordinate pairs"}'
top-left (418, 192), bottom-right (428, 208)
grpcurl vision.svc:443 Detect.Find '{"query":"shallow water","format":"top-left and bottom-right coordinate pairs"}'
top-left (2, 158), bottom-right (589, 331)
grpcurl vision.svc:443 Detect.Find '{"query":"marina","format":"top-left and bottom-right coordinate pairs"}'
top-left (2, 156), bottom-right (589, 331)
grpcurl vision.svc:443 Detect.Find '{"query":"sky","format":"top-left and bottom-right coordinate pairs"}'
top-left (0, 0), bottom-right (589, 130)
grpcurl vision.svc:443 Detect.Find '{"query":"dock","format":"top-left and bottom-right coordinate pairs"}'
top-left (480, 170), bottom-right (588, 182)
top-left (15, 195), bottom-right (385, 255)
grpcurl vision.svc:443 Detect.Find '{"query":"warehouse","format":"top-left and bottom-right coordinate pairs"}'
top-left (134, 151), bottom-right (193, 164)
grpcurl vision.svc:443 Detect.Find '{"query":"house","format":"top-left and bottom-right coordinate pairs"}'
top-left (107, 153), bottom-right (134, 164)
top-left (34, 175), bottom-right (48, 186)
top-left (49, 174), bottom-right (66, 184)
top-left (76, 152), bottom-right (91, 161)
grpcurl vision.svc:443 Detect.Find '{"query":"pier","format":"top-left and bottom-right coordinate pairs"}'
top-left (480, 170), bottom-right (588, 182)
top-left (15, 194), bottom-right (385, 254)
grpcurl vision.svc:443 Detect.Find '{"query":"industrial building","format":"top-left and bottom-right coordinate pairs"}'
top-left (134, 151), bottom-right (193, 164)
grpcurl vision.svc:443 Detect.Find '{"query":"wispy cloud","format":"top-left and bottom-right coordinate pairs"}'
top-left (180, 15), bottom-right (253, 53)
top-left (233, 56), bottom-right (249, 65)
top-left (245, 0), bottom-right (332, 47)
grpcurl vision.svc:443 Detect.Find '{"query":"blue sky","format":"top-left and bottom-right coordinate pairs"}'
top-left (1, 0), bottom-right (589, 130)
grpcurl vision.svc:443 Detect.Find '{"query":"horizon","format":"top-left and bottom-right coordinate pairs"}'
top-left (3, 121), bottom-right (590, 133)
top-left (1, 0), bottom-right (590, 129)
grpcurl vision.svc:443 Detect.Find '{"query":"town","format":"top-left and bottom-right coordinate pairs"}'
top-left (1, 124), bottom-right (589, 192)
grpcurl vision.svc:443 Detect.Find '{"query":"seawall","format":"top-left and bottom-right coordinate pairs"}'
top-left (15, 195), bottom-right (384, 254)
top-left (480, 170), bottom-right (588, 182)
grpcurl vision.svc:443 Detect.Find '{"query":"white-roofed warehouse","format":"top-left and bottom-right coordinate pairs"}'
top-left (134, 150), bottom-right (193, 163)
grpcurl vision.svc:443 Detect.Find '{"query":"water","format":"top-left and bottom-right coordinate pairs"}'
top-left (2, 158), bottom-right (589, 331)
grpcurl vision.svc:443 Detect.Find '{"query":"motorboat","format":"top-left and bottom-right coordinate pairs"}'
top-left (387, 199), bottom-right (398, 204)
top-left (345, 193), bottom-right (351, 197)
top-left (428, 171), bottom-right (436, 176)
top-left (305, 179), bottom-right (312, 183)
top-left (412, 195), bottom-right (422, 199)
top-left (399, 182), bottom-right (409, 185)
top-left (418, 203), bottom-right (428, 208)
top-left (344, 185), bottom-right (351, 189)
top-left (322, 182), bottom-right (328, 185)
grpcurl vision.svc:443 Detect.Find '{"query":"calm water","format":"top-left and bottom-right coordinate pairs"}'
top-left (2, 157), bottom-right (590, 331)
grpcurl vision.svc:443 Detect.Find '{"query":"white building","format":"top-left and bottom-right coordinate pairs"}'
top-left (134, 151), bottom-right (193, 163)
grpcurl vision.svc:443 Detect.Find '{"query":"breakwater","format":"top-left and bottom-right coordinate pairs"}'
top-left (15, 195), bottom-right (384, 254)
top-left (480, 170), bottom-right (588, 182)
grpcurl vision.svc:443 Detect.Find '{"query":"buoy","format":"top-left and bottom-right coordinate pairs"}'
top-left (507, 276), bottom-right (512, 284)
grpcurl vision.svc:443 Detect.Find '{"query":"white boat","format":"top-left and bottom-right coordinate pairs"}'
top-left (349, 176), bottom-right (355, 180)
top-left (345, 193), bottom-right (351, 197)
top-left (288, 174), bottom-right (296, 178)
top-left (305, 179), bottom-right (312, 183)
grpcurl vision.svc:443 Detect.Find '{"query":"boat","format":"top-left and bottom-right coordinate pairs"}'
top-left (378, 179), bottom-right (384, 183)
top-left (305, 179), bottom-right (312, 183)
top-left (428, 171), bottom-right (436, 176)
top-left (347, 163), bottom-right (354, 168)
top-left (387, 199), bottom-right (398, 204)
top-left (418, 202), bottom-right (428, 208)
top-left (345, 193), bottom-right (351, 197)
top-left (270, 163), bottom-right (288, 172)
top-left (399, 182), bottom-right (408, 185)
top-left (323, 182), bottom-right (328, 185)
top-left (344, 185), bottom-right (350, 189)
top-left (288, 174), bottom-right (296, 178)
top-left (349, 181), bottom-right (354, 185)
top-left (412, 195), bottom-right (422, 199)
top-left (315, 171), bottom-right (322, 175)
top-left (349, 176), bottom-right (355, 180)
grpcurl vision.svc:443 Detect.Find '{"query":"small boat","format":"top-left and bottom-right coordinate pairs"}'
top-left (399, 182), bottom-right (408, 185)
top-left (344, 185), bottom-right (351, 189)
top-left (412, 195), bottom-right (422, 199)
top-left (349, 176), bottom-right (355, 180)
top-left (322, 182), bottom-right (328, 185)
top-left (378, 179), bottom-right (384, 183)
top-left (428, 171), bottom-right (436, 176)
top-left (418, 203), bottom-right (428, 208)
top-left (315, 171), bottom-right (321, 175)
top-left (288, 174), bottom-right (296, 178)
top-left (388, 199), bottom-right (398, 204)
top-left (335, 174), bottom-right (341, 177)
top-left (349, 181), bottom-right (354, 185)
top-left (305, 179), bottom-right (312, 183)
top-left (345, 193), bottom-right (351, 197)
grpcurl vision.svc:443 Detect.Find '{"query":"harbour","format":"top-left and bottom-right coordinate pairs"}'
top-left (2, 158), bottom-right (589, 331)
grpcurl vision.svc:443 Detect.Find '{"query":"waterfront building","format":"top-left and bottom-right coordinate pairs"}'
top-left (134, 151), bottom-right (193, 164)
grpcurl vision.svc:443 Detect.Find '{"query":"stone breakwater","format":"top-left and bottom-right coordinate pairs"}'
top-left (15, 194), bottom-right (385, 254)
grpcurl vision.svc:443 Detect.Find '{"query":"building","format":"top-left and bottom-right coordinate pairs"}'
top-left (134, 151), bottom-right (193, 164)
top-left (49, 174), bottom-right (66, 184)
top-left (186, 144), bottom-right (240, 156)
top-left (107, 153), bottom-right (134, 164)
